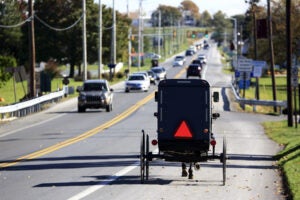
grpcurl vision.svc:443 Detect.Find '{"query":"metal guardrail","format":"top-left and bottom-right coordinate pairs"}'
top-left (0, 90), bottom-right (64, 120)
top-left (230, 83), bottom-right (287, 113)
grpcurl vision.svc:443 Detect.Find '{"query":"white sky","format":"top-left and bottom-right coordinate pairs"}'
top-left (97, 0), bottom-right (258, 17)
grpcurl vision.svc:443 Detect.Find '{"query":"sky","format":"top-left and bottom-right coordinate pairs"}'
top-left (97, 0), bottom-right (257, 18)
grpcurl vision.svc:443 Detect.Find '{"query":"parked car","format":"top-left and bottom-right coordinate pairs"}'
top-left (197, 54), bottom-right (207, 64)
top-left (173, 55), bottom-right (186, 67)
top-left (151, 66), bottom-right (167, 80)
top-left (186, 64), bottom-right (202, 78)
top-left (147, 70), bottom-right (158, 85)
top-left (125, 74), bottom-right (150, 92)
top-left (77, 79), bottom-right (113, 112)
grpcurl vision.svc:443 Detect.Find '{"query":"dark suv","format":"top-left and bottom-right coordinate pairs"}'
top-left (186, 64), bottom-right (202, 78)
top-left (77, 79), bottom-right (113, 112)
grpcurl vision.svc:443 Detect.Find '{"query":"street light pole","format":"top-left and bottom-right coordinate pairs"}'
top-left (82, 0), bottom-right (87, 81)
top-left (98, 0), bottom-right (102, 79)
top-left (28, 0), bottom-right (36, 97)
top-left (286, 0), bottom-right (293, 126)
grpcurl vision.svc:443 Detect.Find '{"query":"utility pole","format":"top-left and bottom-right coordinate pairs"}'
top-left (98, 0), bottom-right (102, 79)
top-left (28, 0), bottom-right (36, 98)
top-left (137, 0), bottom-right (142, 71)
top-left (82, 0), bottom-right (87, 81)
top-left (158, 10), bottom-right (161, 57)
top-left (267, 0), bottom-right (277, 112)
top-left (286, 0), bottom-right (293, 127)
top-left (127, 0), bottom-right (131, 73)
top-left (253, 6), bottom-right (259, 100)
top-left (111, 0), bottom-right (116, 65)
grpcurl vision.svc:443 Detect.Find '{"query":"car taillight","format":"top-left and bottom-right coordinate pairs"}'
top-left (210, 139), bottom-right (216, 146)
top-left (152, 139), bottom-right (158, 146)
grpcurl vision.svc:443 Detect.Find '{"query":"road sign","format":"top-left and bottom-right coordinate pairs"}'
top-left (238, 58), bottom-right (253, 72)
top-left (174, 121), bottom-right (193, 139)
top-left (239, 80), bottom-right (251, 89)
top-left (253, 65), bottom-right (263, 77)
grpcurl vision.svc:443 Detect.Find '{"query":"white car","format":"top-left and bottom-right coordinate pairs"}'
top-left (198, 54), bottom-right (207, 64)
top-left (173, 55), bottom-right (186, 67)
top-left (133, 71), bottom-right (151, 84)
top-left (125, 74), bottom-right (150, 92)
top-left (151, 66), bottom-right (167, 80)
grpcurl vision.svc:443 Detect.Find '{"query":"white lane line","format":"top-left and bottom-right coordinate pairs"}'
top-left (67, 162), bottom-right (139, 200)
top-left (68, 148), bottom-right (159, 200)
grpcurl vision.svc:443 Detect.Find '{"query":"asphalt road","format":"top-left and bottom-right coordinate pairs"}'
top-left (0, 41), bottom-right (286, 200)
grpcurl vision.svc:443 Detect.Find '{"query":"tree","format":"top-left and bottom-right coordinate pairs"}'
top-left (151, 5), bottom-right (182, 27)
top-left (180, 0), bottom-right (200, 23)
top-left (0, 1), bottom-right (23, 59)
top-left (211, 11), bottom-right (231, 44)
top-left (19, 0), bottom-right (131, 78)
top-left (0, 56), bottom-right (16, 88)
top-left (200, 10), bottom-right (212, 27)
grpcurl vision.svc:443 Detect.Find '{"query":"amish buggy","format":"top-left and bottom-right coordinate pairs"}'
top-left (140, 79), bottom-right (227, 185)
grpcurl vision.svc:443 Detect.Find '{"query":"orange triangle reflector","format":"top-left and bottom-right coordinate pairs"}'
top-left (174, 121), bottom-right (193, 139)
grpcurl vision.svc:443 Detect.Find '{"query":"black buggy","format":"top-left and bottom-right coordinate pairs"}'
top-left (140, 79), bottom-right (227, 185)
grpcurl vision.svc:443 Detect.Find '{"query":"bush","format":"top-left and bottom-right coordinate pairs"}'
top-left (0, 55), bottom-right (16, 88)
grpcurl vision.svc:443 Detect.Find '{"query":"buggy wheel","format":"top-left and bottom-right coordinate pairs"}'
top-left (145, 134), bottom-right (150, 180)
top-left (140, 131), bottom-right (145, 183)
top-left (222, 136), bottom-right (227, 186)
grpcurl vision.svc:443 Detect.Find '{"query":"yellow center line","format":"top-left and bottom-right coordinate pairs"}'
top-left (0, 92), bottom-right (155, 169)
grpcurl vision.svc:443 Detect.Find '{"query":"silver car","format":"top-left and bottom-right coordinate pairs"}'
top-left (151, 66), bottom-right (167, 80)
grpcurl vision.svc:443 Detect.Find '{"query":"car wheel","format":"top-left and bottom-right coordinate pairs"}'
top-left (78, 106), bottom-right (85, 113)
top-left (125, 89), bottom-right (129, 93)
top-left (106, 104), bottom-right (112, 112)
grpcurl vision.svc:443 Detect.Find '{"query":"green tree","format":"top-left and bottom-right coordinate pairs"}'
top-left (211, 11), bottom-right (231, 45)
top-left (200, 10), bottom-right (212, 27)
top-left (151, 5), bottom-right (182, 27)
top-left (0, 1), bottom-right (22, 59)
top-left (0, 56), bottom-right (16, 88)
top-left (19, 0), bottom-right (131, 78)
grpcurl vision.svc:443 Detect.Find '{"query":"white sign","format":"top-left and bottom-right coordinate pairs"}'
top-left (253, 65), bottom-right (263, 77)
top-left (238, 58), bottom-right (253, 72)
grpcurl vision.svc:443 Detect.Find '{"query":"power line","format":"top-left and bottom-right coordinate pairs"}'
top-left (34, 14), bottom-right (84, 32)
top-left (0, 16), bottom-right (32, 28)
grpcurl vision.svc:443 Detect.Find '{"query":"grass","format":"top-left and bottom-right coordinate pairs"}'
top-left (263, 120), bottom-right (300, 200)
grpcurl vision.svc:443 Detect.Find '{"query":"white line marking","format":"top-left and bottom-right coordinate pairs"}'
top-left (67, 162), bottom-right (139, 200)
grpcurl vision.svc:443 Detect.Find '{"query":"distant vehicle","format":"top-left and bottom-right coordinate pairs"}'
top-left (125, 74), bottom-right (150, 92)
top-left (151, 59), bottom-right (159, 67)
top-left (189, 45), bottom-right (197, 53)
top-left (145, 52), bottom-right (161, 59)
top-left (191, 59), bottom-right (203, 67)
top-left (185, 49), bottom-right (194, 56)
top-left (151, 66), bottom-right (167, 80)
top-left (187, 64), bottom-right (202, 78)
top-left (173, 55), bottom-right (186, 67)
top-left (197, 54), bottom-right (207, 64)
top-left (203, 43), bottom-right (210, 50)
top-left (147, 70), bottom-right (158, 85)
top-left (77, 79), bottom-right (113, 112)
top-left (133, 71), bottom-right (151, 84)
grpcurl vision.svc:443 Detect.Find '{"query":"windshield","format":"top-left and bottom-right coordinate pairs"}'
top-left (129, 75), bottom-right (145, 81)
top-left (84, 83), bottom-right (106, 91)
